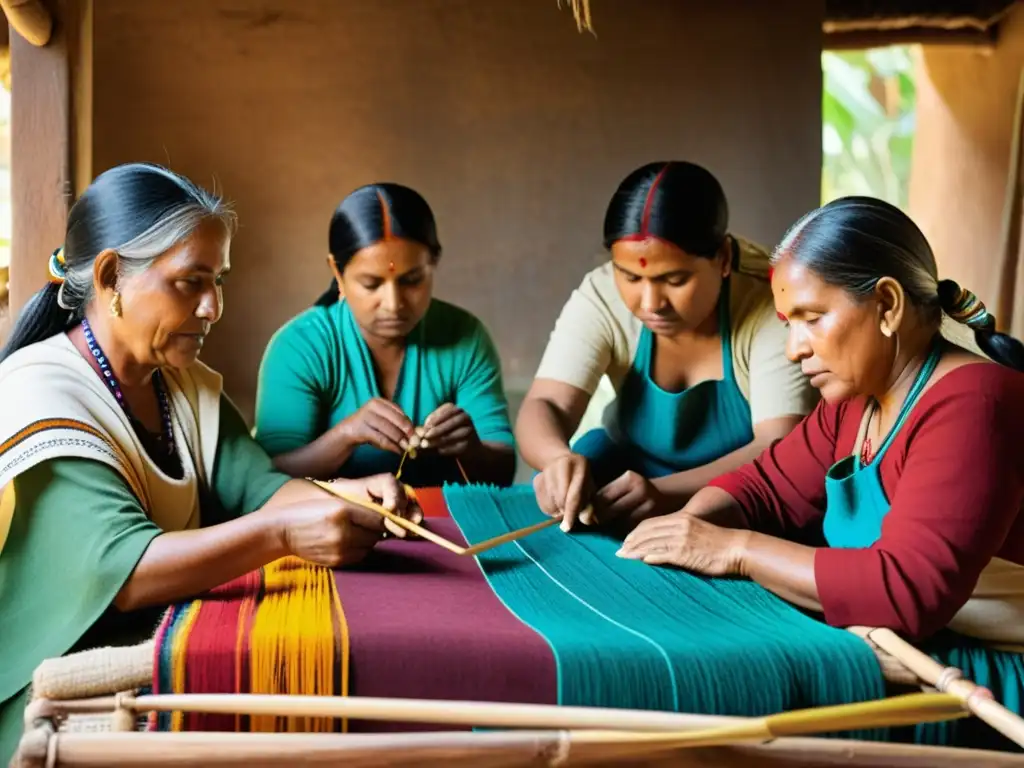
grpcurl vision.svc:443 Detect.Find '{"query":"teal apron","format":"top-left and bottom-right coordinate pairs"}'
top-left (573, 278), bottom-right (754, 488)
top-left (823, 340), bottom-right (1024, 750)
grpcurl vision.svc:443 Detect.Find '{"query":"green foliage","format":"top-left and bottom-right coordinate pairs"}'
top-left (821, 46), bottom-right (917, 209)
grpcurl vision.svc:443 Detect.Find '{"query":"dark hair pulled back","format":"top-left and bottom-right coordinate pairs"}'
top-left (0, 162), bottom-right (233, 364)
top-left (315, 183), bottom-right (442, 307)
top-left (774, 196), bottom-right (1024, 371)
top-left (602, 161), bottom-right (729, 257)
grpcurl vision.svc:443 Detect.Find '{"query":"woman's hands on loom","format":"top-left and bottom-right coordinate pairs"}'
top-left (592, 470), bottom-right (669, 525)
top-left (535, 460), bottom-right (669, 532)
top-left (533, 452), bottom-right (595, 531)
top-left (615, 510), bottom-right (748, 576)
top-left (278, 473), bottom-right (424, 567)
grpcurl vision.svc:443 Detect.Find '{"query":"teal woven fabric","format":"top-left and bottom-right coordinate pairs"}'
top-left (446, 484), bottom-right (887, 737)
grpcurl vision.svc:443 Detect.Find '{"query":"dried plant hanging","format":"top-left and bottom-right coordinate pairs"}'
top-left (558, 0), bottom-right (595, 34)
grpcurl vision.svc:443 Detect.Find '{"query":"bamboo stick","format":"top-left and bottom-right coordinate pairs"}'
top-left (19, 730), bottom-right (570, 768)
top-left (69, 693), bottom-right (743, 732)
top-left (71, 691), bottom-right (964, 747)
top-left (25, 731), bottom-right (1024, 768)
top-left (312, 480), bottom-right (466, 554)
top-left (461, 517), bottom-right (561, 556)
top-left (561, 692), bottom-right (968, 749)
top-left (311, 480), bottom-right (565, 556)
top-left (859, 626), bottom-right (1024, 748)
top-left (17, 696), bottom-right (984, 768)
top-left (20, 730), bottom-right (1024, 768)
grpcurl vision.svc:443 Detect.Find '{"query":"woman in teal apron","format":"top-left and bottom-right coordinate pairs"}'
top-left (619, 196), bottom-right (1024, 750)
top-left (253, 183), bottom-right (516, 487)
top-left (517, 161), bottom-right (816, 530)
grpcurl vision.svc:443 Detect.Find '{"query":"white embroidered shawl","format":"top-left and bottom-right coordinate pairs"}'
top-left (0, 334), bottom-right (223, 554)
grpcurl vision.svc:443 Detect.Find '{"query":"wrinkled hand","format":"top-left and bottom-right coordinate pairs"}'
top-left (337, 398), bottom-right (416, 455)
top-left (278, 495), bottom-right (386, 569)
top-left (420, 403), bottom-right (480, 456)
top-left (616, 512), bottom-right (748, 577)
top-left (533, 452), bottom-right (594, 531)
top-left (593, 470), bottom-right (666, 526)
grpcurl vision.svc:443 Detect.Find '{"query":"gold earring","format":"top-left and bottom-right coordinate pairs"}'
top-left (109, 292), bottom-right (122, 318)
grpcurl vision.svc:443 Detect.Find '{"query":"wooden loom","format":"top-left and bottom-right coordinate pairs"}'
top-left (11, 487), bottom-right (1024, 768)
top-left (12, 638), bottom-right (1024, 767)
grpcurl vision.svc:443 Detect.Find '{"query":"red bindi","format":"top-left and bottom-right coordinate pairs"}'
top-left (776, 311), bottom-right (787, 323)
top-left (638, 257), bottom-right (647, 268)
top-left (388, 261), bottom-right (395, 273)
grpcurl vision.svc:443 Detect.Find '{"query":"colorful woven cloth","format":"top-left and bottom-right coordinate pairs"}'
top-left (152, 484), bottom-right (886, 735)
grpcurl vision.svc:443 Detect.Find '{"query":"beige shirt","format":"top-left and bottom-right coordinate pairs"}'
top-left (535, 237), bottom-right (819, 433)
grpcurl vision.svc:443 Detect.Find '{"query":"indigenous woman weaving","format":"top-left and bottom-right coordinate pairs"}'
top-left (518, 161), bottom-right (818, 529)
top-left (0, 163), bottom-right (422, 766)
top-left (619, 197), bottom-right (1024, 748)
top-left (253, 183), bottom-right (515, 487)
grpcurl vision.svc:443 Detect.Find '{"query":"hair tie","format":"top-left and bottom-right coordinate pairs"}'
top-left (47, 246), bottom-right (66, 284)
top-left (938, 279), bottom-right (994, 331)
top-left (48, 246), bottom-right (74, 311)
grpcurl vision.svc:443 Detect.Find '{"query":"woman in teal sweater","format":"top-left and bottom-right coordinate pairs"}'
top-left (254, 183), bottom-right (516, 487)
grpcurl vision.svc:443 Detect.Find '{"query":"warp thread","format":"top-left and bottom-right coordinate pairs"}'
top-left (445, 484), bottom-right (887, 738)
top-left (152, 557), bottom-right (349, 734)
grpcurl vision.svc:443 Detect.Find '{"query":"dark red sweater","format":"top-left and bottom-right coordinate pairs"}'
top-left (708, 363), bottom-right (1024, 640)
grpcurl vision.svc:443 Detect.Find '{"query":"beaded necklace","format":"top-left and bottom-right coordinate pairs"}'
top-left (81, 317), bottom-right (177, 460)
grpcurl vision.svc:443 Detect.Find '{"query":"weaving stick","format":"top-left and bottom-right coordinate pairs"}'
top-left (23, 730), bottom-right (1024, 768)
top-left (79, 691), bottom-right (961, 740)
top-left (95, 692), bottom-right (965, 748)
top-left (855, 626), bottom-right (1024, 748)
top-left (565, 692), bottom-right (969, 749)
top-left (81, 692), bottom-right (741, 731)
top-left (312, 480), bottom-right (466, 555)
top-left (311, 480), bottom-right (566, 556)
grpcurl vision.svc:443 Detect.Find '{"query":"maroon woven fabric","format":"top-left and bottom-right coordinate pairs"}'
top-left (334, 518), bottom-right (558, 732)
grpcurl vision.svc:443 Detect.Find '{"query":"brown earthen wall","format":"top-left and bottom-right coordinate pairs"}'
top-left (86, 0), bottom-right (824, 416)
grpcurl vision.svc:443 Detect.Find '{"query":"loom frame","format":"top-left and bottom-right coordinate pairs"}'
top-left (11, 487), bottom-right (1024, 766)
top-left (11, 682), bottom-right (1024, 768)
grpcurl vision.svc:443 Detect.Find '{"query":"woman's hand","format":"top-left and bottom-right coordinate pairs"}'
top-left (324, 473), bottom-right (424, 539)
top-left (336, 398), bottom-right (416, 454)
top-left (533, 452), bottom-right (594, 531)
top-left (277, 496), bottom-right (385, 568)
top-left (615, 511), bottom-right (749, 576)
top-left (593, 470), bottom-right (667, 526)
top-left (420, 403), bottom-right (480, 456)
top-left (277, 473), bottom-right (425, 567)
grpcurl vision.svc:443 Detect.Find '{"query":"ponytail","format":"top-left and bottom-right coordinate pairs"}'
top-left (938, 279), bottom-right (1024, 372)
top-left (773, 197), bottom-right (1024, 374)
top-left (0, 282), bottom-right (75, 363)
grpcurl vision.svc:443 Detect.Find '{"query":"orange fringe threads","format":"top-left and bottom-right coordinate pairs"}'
top-left (248, 557), bottom-right (349, 733)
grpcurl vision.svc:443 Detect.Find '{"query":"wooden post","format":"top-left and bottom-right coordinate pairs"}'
top-left (8, 0), bottom-right (90, 315)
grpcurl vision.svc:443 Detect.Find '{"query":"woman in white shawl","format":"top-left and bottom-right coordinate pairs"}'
top-left (0, 163), bottom-right (421, 764)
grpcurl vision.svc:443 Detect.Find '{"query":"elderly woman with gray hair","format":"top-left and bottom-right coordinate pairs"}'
top-left (0, 163), bottom-right (421, 764)
top-left (614, 196), bottom-right (1024, 749)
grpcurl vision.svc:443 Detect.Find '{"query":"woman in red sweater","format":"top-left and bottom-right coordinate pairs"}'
top-left (617, 196), bottom-right (1024, 747)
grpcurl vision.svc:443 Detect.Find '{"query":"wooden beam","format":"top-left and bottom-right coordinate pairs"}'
top-left (8, 0), bottom-right (90, 314)
top-left (67, 0), bottom-right (91, 199)
top-left (824, 24), bottom-right (999, 50)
